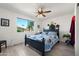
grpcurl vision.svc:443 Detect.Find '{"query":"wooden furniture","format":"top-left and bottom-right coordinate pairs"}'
top-left (25, 35), bottom-right (45, 56)
top-left (55, 24), bottom-right (60, 38)
top-left (25, 26), bottom-right (60, 56)
top-left (0, 40), bottom-right (7, 53)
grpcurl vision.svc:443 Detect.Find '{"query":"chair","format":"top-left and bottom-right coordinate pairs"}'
top-left (0, 40), bottom-right (7, 53)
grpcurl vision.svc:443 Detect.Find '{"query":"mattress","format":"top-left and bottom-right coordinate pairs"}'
top-left (27, 32), bottom-right (59, 52)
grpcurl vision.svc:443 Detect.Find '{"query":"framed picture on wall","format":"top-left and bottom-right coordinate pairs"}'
top-left (1, 18), bottom-right (9, 26)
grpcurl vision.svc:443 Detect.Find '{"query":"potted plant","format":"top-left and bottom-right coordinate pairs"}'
top-left (63, 33), bottom-right (71, 42)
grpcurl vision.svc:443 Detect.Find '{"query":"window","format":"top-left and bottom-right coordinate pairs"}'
top-left (16, 18), bottom-right (34, 32)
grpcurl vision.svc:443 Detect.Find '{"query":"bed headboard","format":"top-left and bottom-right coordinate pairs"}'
top-left (55, 24), bottom-right (60, 38)
top-left (43, 24), bottom-right (60, 38)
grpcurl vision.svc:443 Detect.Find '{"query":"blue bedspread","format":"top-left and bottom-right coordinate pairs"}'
top-left (28, 32), bottom-right (59, 52)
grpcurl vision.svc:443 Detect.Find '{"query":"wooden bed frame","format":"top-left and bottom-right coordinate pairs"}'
top-left (25, 35), bottom-right (45, 56)
top-left (25, 26), bottom-right (59, 56)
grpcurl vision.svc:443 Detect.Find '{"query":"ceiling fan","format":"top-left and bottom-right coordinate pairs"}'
top-left (36, 8), bottom-right (52, 17)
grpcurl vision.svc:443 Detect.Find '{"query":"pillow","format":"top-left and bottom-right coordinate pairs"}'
top-left (42, 32), bottom-right (46, 35)
top-left (35, 32), bottom-right (42, 35)
top-left (48, 32), bottom-right (56, 35)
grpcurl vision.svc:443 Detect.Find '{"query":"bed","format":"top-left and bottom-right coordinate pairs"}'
top-left (25, 29), bottom-right (59, 56)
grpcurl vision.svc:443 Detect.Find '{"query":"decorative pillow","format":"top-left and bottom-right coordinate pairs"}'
top-left (48, 32), bottom-right (56, 35)
top-left (47, 38), bottom-right (51, 43)
top-left (42, 32), bottom-right (46, 35)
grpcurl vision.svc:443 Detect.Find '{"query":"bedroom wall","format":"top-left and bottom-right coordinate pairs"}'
top-left (41, 13), bottom-right (74, 41)
top-left (0, 7), bottom-right (74, 46)
top-left (75, 6), bottom-right (79, 56)
top-left (0, 8), bottom-right (41, 46)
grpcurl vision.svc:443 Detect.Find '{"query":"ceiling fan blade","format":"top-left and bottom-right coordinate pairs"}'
top-left (38, 10), bottom-right (40, 14)
top-left (35, 13), bottom-right (39, 17)
top-left (44, 11), bottom-right (51, 13)
top-left (36, 14), bottom-right (38, 17)
top-left (42, 13), bottom-right (46, 17)
top-left (36, 13), bottom-right (41, 17)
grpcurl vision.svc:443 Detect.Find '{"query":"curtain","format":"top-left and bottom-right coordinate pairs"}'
top-left (70, 16), bottom-right (75, 45)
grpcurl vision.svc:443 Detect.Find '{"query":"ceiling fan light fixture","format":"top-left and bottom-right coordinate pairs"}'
top-left (35, 7), bottom-right (52, 17)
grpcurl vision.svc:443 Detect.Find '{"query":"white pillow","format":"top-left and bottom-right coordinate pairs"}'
top-left (48, 32), bottom-right (56, 35)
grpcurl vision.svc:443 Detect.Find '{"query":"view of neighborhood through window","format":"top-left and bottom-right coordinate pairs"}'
top-left (16, 18), bottom-right (34, 32)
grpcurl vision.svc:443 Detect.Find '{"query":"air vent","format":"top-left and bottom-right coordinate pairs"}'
top-left (77, 3), bottom-right (79, 7)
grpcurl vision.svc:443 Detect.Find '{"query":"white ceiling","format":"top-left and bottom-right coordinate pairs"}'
top-left (0, 3), bottom-right (75, 19)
